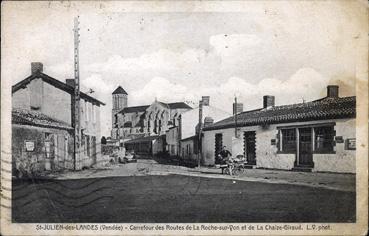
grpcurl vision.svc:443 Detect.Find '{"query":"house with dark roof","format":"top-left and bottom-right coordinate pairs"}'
top-left (12, 62), bottom-right (105, 171)
top-left (111, 86), bottom-right (192, 143)
top-left (202, 85), bottom-right (356, 173)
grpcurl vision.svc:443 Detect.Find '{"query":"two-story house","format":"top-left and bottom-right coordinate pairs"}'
top-left (12, 62), bottom-right (105, 173)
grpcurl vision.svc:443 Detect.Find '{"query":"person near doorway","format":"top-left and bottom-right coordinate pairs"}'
top-left (219, 146), bottom-right (233, 175)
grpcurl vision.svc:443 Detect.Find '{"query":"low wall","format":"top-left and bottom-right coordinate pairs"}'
top-left (313, 154), bottom-right (355, 173)
top-left (257, 154), bottom-right (295, 170)
top-left (12, 124), bottom-right (74, 177)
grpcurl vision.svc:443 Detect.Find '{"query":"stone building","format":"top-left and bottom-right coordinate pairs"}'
top-left (202, 85), bottom-right (356, 173)
top-left (111, 86), bottom-right (192, 141)
top-left (12, 108), bottom-right (74, 177)
top-left (112, 86), bottom-right (128, 127)
top-left (12, 62), bottom-right (105, 171)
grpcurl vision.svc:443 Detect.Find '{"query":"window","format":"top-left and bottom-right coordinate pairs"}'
top-left (281, 129), bottom-right (296, 153)
top-left (84, 101), bottom-right (88, 121)
top-left (88, 103), bottom-right (92, 122)
top-left (86, 135), bottom-right (90, 157)
top-left (92, 105), bottom-right (96, 123)
top-left (314, 126), bottom-right (335, 153)
top-left (171, 145), bottom-right (175, 155)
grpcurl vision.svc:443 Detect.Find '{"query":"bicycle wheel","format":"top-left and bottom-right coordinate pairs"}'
top-left (224, 168), bottom-right (230, 175)
top-left (232, 168), bottom-right (241, 176)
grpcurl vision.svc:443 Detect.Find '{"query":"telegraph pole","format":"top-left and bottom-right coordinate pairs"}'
top-left (234, 96), bottom-right (238, 138)
top-left (197, 100), bottom-right (203, 168)
top-left (73, 17), bottom-right (81, 170)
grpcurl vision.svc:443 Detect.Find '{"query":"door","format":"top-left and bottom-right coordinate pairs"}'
top-left (92, 136), bottom-right (97, 165)
top-left (244, 131), bottom-right (256, 165)
top-left (214, 133), bottom-right (223, 164)
top-left (57, 134), bottom-right (65, 169)
top-left (298, 128), bottom-right (313, 167)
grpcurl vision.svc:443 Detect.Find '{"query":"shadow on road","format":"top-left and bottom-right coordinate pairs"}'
top-left (136, 154), bottom-right (198, 168)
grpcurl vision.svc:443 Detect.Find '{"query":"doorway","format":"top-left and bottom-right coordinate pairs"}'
top-left (244, 131), bottom-right (256, 165)
top-left (214, 133), bottom-right (223, 164)
top-left (298, 128), bottom-right (313, 167)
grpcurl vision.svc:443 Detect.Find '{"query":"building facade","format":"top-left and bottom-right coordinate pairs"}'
top-left (111, 86), bottom-right (192, 141)
top-left (12, 108), bottom-right (74, 177)
top-left (166, 96), bottom-right (231, 163)
top-left (202, 85), bottom-right (356, 173)
top-left (112, 86), bottom-right (128, 127)
top-left (12, 62), bottom-right (105, 170)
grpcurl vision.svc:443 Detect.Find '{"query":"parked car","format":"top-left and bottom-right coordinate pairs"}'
top-left (119, 151), bottom-right (137, 163)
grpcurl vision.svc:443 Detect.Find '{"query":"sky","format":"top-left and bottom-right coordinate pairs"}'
top-left (2, 1), bottom-right (366, 136)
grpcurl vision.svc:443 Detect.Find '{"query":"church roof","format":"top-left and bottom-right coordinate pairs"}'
top-left (112, 86), bottom-right (128, 95)
top-left (119, 105), bottom-right (150, 114)
top-left (118, 102), bottom-right (192, 114)
top-left (167, 102), bottom-right (192, 109)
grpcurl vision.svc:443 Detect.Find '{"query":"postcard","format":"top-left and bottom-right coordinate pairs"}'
top-left (1, 0), bottom-right (368, 235)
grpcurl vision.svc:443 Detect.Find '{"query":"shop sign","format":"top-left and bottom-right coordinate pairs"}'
top-left (271, 139), bottom-right (276, 145)
top-left (25, 141), bottom-right (35, 152)
top-left (345, 138), bottom-right (356, 150)
top-left (335, 136), bottom-right (344, 143)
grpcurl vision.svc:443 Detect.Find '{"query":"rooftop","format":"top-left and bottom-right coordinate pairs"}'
top-left (167, 102), bottom-right (192, 109)
top-left (12, 72), bottom-right (105, 106)
top-left (119, 105), bottom-right (150, 114)
top-left (203, 96), bottom-right (356, 131)
top-left (119, 102), bottom-right (192, 114)
top-left (112, 86), bottom-right (128, 95)
top-left (125, 135), bottom-right (163, 144)
top-left (12, 108), bottom-right (73, 130)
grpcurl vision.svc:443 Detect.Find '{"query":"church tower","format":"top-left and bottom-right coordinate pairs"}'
top-left (112, 86), bottom-right (128, 127)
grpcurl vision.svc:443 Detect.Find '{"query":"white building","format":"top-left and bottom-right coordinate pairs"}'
top-left (166, 96), bottom-right (231, 162)
top-left (202, 85), bottom-right (356, 173)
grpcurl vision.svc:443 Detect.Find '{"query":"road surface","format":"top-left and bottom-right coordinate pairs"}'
top-left (12, 174), bottom-right (355, 223)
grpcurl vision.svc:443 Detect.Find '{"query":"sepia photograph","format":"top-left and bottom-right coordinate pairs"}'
top-left (1, 0), bottom-right (368, 235)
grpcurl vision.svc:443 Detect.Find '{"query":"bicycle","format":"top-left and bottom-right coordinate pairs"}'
top-left (222, 161), bottom-right (245, 176)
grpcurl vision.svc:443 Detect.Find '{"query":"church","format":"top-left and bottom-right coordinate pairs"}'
top-left (111, 86), bottom-right (192, 142)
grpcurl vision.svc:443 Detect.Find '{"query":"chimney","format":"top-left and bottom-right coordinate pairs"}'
top-left (233, 103), bottom-right (243, 114)
top-left (327, 85), bottom-right (339, 98)
top-left (263, 95), bottom-right (275, 108)
top-left (31, 62), bottom-right (43, 74)
top-left (203, 116), bottom-right (214, 127)
top-left (66, 79), bottom-right (75, 88)
top-left (202, 96), bottom-right (210, 106)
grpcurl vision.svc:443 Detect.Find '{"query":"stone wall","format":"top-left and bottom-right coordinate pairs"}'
top-left (12, 124), bottom-right (74, 177)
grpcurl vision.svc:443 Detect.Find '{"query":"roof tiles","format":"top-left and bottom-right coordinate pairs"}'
top-left (203, 96), bottom-right (356, 131)
top-left (12, 108), bottom-right (73, 130)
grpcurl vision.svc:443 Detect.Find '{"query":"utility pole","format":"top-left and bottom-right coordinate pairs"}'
top-left (234, 96), bottom-right (238, 138)
top-left (198, 100), bottom-right (203, 168)
top-left (73, 16), bottom-right (81, 170)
